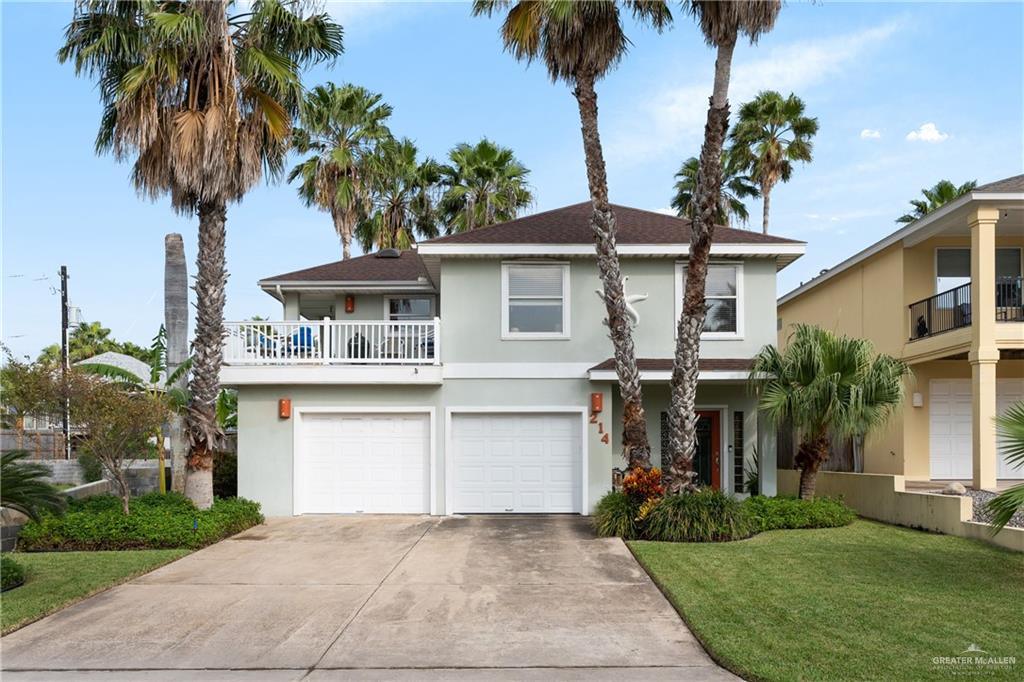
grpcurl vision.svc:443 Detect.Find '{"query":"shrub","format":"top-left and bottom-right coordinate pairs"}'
top-left (743, 495), bottom-right (855, 532)
top-left (593, 491), bottom-right (642, 540)
top-left (212, 450), bottom-right (238, 499)
top-left (1, 555), bottom-right (26, 591)
top-left (622, 467), bottom-right (664, 502)
top-left (643, 489), bottom-right (753, 543)
top-left (78, 453), bottom-right (104, 483)
top-left (17, 492), bottom-right (263, 551)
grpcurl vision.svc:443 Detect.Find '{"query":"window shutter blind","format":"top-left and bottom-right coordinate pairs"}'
top-left (508, 265), bottom-right (563, 297)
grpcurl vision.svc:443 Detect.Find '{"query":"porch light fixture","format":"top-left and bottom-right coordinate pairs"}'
top-left (278, 399), bottom-right (292, 419)
top-left (345, 295), bottom-right (355, 314)
top-left (590, 393), bottom-right (603, 414)
top-left (912, 392), bottom-right (923, 408)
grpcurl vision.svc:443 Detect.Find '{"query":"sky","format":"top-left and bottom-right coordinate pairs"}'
top-left (2, 1), bottom-right (1022, 361)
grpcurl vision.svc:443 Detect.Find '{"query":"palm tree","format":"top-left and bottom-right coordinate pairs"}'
top-left (665, 1), bottom-right (781, 493)
top-left (750, 324), bottom-right (909, 499)
top-left (986, 402), bottom-right (1024, 531)
top-left (473, 0), bottom-right (671, 470)
top-left (1, 451), bottom-right (67, 521)
top-left (59, 0), bottom-right (342, 509)
top-left (671, 149), bottom-right (759, 227)
top-left (896, 179), bottom-right (977, 224)
top-left (164, 234), bottom-right (189, 494)
top-left (356, 138), bottom-right (440, 252)
top-left (289, 83), bottom-right (393, 259)
top-left (439, 138), bottom-right (534, 233)
top-left (731, 90), bottom-right (819, 233)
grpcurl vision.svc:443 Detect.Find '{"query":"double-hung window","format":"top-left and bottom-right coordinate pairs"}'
top-left (675, 262), bottom-right (743, 338)
top-left (501, 262), bottom-right (570, 339)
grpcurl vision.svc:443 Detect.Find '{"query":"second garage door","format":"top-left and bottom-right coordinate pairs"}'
top-left (451, 413), bottom-right (581, 513)
top-left (930, 379), bottom-right (1024, 480)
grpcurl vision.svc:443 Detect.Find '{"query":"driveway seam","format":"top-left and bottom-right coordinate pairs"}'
top-left (300, 518), bottom-right (439, 680)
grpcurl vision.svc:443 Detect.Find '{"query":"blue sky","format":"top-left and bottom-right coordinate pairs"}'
top-left (2, 1), bottom-right (1022, 360)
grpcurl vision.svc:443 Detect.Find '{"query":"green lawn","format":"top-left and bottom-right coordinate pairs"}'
top-left (630, 520), bottom-right (1024, 681)
top-left (1, 550), bottom-right (188, 634)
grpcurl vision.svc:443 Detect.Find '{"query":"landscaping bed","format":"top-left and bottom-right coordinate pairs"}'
top-left (631, 520), bottom-right (1024, 681)
top-left (17, 492), bottom-right (263, 551)
top-left (1, 549), bottom-right (187, 634)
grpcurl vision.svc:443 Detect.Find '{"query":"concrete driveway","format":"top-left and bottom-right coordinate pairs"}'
top-left (2, 515), bottom-right (735, 680)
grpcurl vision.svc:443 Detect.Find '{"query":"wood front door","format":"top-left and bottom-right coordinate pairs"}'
top-left (694, 411), bottom-right (722, 489)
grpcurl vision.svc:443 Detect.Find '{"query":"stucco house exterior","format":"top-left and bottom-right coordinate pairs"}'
top-left (777, 175), bottom-right (1024, 490)
top-left (224, 203), bottom-right (805, 516)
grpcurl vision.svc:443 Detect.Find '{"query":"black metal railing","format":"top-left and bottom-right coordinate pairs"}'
top-left (909, 283), bottom-right (971, 340)
top-left (996, 276), bottom-right (1023, 322)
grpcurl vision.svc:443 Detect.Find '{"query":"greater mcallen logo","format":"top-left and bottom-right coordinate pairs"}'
top-left (932, 643), bottom-right (1017, 674)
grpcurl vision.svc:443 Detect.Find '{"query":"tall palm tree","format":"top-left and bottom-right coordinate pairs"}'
top-left (750, 324), bottom-right (909, 499)
top-left (164, 233), bottom-right (189, 494)
top-left (59, 0), bottom-right (342, 508)
top-left (672, 149), bottom-right (759, 227)
top-left (896, 179), bottom-right (977, 224)
top-left (439, 138), bottom-right (534, 233)
top-left (986, 402), bottom-right (1024, 531)
top-left (356, 138), bottom-right (440, 252)
top-left (473, 0), bottom-right (671, 470)
top-left (289, 83), bottom-right (393, 259)
top-left (731, 90), bottom-right (819, 234)
top-left (665, 1), bottom-right (781, 493)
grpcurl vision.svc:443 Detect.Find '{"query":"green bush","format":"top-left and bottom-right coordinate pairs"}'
top-left (643, 489), bottom-right (753, 543)
top-left (17, 492), bottom-right (263, 552)
top-left (593, 491), bottom-right (642, 540)
top-left (78, 453), bottom-right (103, 483)
top-left (743, 495), bottom-right (855, 532)
top-left (213, 450), bottom-right (238, 499)
top-left (1, 555), bottom-right (26, 591)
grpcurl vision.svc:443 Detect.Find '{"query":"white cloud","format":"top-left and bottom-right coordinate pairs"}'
top-left (860, 129), bottom-right (882, 139)
top-left (607, 20), bottom-right (902, 165)
top-left (905, 122), bottom-right (949, 143)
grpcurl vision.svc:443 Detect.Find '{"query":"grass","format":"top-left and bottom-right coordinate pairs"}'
top-left (630, 520), bottom-right (1024, 681)
top-left (1, 549), bottom-right (188, 634)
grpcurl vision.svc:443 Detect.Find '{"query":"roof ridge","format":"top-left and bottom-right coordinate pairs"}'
top-left (419, 201), bottom-right (593, 245)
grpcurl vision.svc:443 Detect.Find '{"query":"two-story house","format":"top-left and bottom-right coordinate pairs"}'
top-left (778, 175), bottom-right (1024, 490)
top-left (223, 203), bottom-right (805, 516)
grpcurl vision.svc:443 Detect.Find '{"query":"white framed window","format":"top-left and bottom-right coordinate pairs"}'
top-left (501, 262), bottom-right (571, 339)
top-left (384, 297), bottom-right (435, 321)
top-left (674, 261), bottom-right (744, 339)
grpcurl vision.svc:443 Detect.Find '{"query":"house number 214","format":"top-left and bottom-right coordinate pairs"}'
top-left (590, 412), bottom-right (610, 444)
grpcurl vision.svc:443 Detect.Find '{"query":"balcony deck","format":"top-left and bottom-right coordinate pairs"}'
top-left (908, 276), bottom-right (1023, 341)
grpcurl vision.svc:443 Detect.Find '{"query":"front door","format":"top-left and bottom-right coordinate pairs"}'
top-left (694, 411), bottom-right (722, 489)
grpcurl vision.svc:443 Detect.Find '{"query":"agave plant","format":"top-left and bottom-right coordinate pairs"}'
top-left (1, 451), bottom-right (66, 521)
top-left (986, 402), bottom-right (1024, 531)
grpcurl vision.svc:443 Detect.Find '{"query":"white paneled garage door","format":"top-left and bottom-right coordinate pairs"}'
top-left (296, 412), bottom-right (430, 514)
top-left (451, 413), bottom-right (581, 513)
top-left (930, 379), bottom-right (1024, 480)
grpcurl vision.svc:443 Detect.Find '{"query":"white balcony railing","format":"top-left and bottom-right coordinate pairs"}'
top-left (223, 319), bottom-right (440, 365)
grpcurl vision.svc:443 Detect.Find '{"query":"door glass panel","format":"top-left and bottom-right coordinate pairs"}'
top-left (936, 249), bottom-right (970, 293)
top-left (694, 415), bottom-right (713, 487)
top-left (996, 248), bottom-right (1022, 279)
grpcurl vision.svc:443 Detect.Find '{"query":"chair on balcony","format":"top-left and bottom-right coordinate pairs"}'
top-left (287, 326), bottom-right (317, 358)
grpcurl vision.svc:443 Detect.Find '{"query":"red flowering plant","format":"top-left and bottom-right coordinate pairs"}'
top-left (621, 467), bottom-right (665, 503)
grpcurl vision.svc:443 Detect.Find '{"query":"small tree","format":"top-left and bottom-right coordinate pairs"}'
top-left (70, 377), bottom-right (168, 514)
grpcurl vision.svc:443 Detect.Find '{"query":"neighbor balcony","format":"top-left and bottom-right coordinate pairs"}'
top-left (908, 276), bottom-right (1023, 341)
top-left (220, 319), bottom-right (442, 385)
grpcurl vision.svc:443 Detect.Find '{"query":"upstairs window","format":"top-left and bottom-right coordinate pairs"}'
top-left (675, 262), bottom-right (744, 338)
top-left (501, 263), bottom-right (570, 339)
top-left (387, 297), bottom-right (434, 320)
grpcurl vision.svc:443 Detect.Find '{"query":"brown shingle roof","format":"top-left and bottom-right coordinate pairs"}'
top-left (974, 174), bottom-right (1024, 193)
top-left (589, 358), bottom-right (754, 372)
top-left (261, 250), bottom-right (429, 283)
top-left (423, 202), bottom-right (803, 246)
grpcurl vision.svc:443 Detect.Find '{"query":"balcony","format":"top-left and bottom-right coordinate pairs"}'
top-left (223, 319), bottom-right (440, 365)
top-left (909, 277), bottom-right (1023, 341)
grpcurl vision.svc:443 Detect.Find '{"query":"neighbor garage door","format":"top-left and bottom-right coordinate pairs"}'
top-left (296, 412), bottom-right (430, 514)
top-left (930, 379), bottom-right (1024, 480)
top-left (451, 413), bottom-right (581, 513)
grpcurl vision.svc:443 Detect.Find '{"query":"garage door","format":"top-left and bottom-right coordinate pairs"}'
top-left (296, 412), bottom-right (430, 514)
top-left (930, 379), bottom-right (1024, 480)
top-left (451, 413), bottom-right (581, 513)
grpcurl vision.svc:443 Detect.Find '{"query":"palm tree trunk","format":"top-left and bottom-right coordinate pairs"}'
top-left (333, 207), bottom-right (352, 260)
top-left (761, 183), bottom-right (771, 234)
top-left (574, 70), bottom-right (650, 470)
top-left (185, 200), bottom-right (227, 510)
top-left (798, 463), bottom-right (818, 500)
top-left (795, 432), bottom-right (830, 500)
top-left (666, 38), bottom-right (737, 494)
top-left (164, 234), bottom-right (189, 494)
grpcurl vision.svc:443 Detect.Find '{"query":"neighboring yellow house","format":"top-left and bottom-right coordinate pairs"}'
top-left (778, 174), bottom-right (1024, 490)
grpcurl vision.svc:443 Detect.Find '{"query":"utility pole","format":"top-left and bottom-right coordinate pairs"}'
top-left (60, 266), bottom-right (71, 460)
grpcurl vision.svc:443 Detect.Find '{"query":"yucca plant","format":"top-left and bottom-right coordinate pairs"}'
top-left (1, 451), bottom-right (67, 521)
top-left (986, 402), bottom-right (1024, 531)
